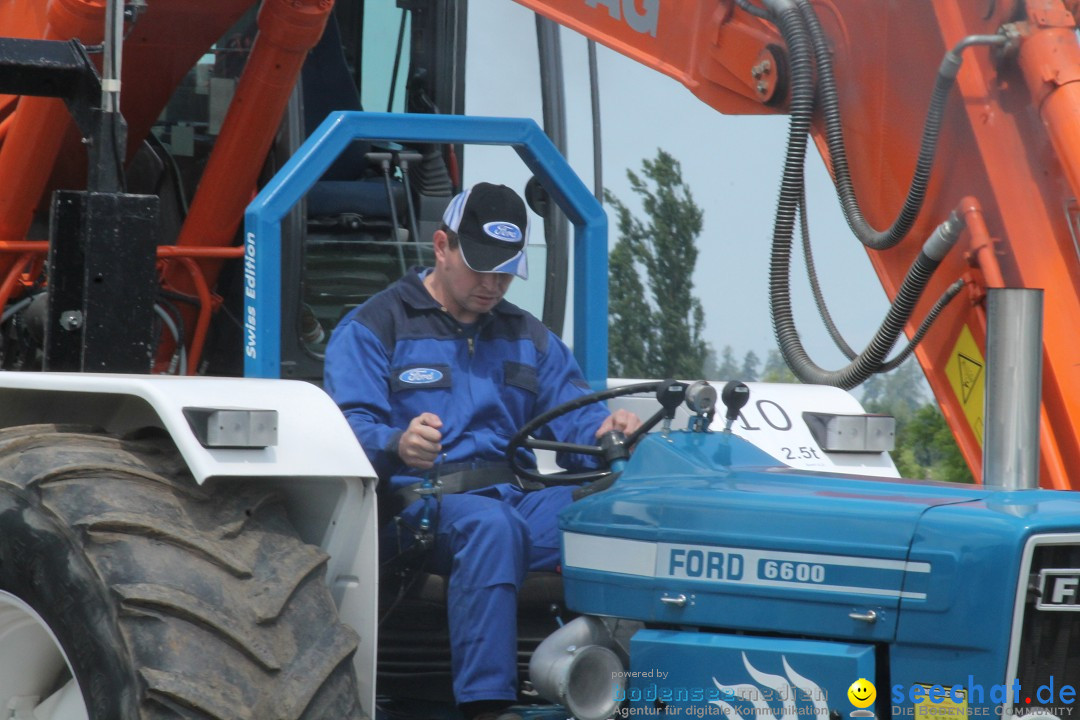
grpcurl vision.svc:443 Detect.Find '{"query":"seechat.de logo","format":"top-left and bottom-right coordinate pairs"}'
top-left (400, 368), bottom-right (443, 385)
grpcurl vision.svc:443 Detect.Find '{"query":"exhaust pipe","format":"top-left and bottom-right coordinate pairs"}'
top-left (983, 288), bottom-right (1043, 489)
top-left (529, 616), bottom-right (636, 720)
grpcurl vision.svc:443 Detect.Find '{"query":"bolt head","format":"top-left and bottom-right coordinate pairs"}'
top-left (59, 310), bottom-right (83, 331)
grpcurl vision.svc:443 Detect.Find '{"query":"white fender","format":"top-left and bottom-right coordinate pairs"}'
top-left (0, 371), bottom-right (380, 714)
top-left (0, 371), bottom-right (375, 481)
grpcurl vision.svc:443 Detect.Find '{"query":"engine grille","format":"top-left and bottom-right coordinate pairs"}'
top-left (1014, 540), bottom-right (1080, 714)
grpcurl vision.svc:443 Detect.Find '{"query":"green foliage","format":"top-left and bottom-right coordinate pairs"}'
top-left (608, 239), bottom-right (655, 378)
top-left (703, 347), bottom-right (720, 379)
top-left (740, 350), bottom-right (760, 382)
top-left (861, 360), bottom-right (974, 483)
top-left (603, 149), bottom-right (973, 483)
top-left (709, 347), bottom-right (739, 379)
top-left (705, 346), bottom-right (761, 381)
top-left (860, 360), bottom-right (926, 421)
top-left (894, 404), bottom-right (973, 483)
top-left (761, 349), bottom-right (798, 383)
top-left (607, 149), bottom-right (708, 379)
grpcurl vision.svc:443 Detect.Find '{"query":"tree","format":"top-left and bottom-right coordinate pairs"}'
top-left (607, 149), bottom-right (707, 379)
top-left (761, 349), bottom-right (798, 383)
top-left (861, 359), bottom-right (973, 483)
top-left (702, 346), bottom-right (760, 381)
top-left (608, 239), bottom-right (655, 378)
top-left (740, 350), bottom-right (761, 382)
top-left (861, 359), bottom-right (927, 421)
top-left (898, 404), bottom-right (973, 483)
top-left (702, 347), bottom-right (720, 380)
top-left (697, 346), bottom-right (975, 482)
top-left (713, 346), bottom-right (740, 379)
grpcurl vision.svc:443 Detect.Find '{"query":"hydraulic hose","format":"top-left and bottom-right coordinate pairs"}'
top-left (412, 146), bottom-right (455, 196)
top-left (755, 1), bottom-right (991, 387)
top-left (795, 0), bottom-right (1005, 250)
top-left (761, 0), bottom-right (816, 348)
top-left (799, 186), bottom-right (857, 360)
top-left (877, 278), bottom-right (965, 372)
top-left (761, 0), bottom-right (839, 377)
top-left (736, 0), bottom-right (774, 20)
top-left (800, 187), bottom-right (965, 370)
top-left (773, 213), bottom-right (965, 388)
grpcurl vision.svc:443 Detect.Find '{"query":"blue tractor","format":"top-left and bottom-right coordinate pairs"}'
top-left (0, 3), bottom-right (1072, 718)
top-left (242, 110), bottom-right (1073, 720)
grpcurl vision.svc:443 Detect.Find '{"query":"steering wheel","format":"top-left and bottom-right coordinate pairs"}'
top-left (505, 380), bottom-right (692, 485)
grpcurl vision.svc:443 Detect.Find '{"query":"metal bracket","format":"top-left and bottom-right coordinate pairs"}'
top-left (0, 38), bottom-right (102, 137)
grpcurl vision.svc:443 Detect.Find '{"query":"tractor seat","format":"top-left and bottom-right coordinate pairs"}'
top-left (306, 179), bottom-right (405, 219)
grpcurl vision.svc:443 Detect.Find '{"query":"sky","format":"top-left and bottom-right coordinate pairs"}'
top-left (462, 1), bottom-right (893, 375)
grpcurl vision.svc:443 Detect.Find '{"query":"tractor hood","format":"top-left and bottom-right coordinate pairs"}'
top-left (559, 431), bottom-right (991, 642)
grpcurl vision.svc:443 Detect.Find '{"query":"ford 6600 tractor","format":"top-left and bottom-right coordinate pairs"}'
top-left (1, 1), bottom-right (1080, 720)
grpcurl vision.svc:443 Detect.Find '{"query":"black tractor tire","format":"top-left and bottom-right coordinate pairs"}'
top-left (0, 424), bottom-right (365, 719)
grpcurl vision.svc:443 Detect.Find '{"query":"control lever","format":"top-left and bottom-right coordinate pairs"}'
top-left (598, 430), bottom-right (630, 473)
top-left (395, 150), bottom-right (424, 262)
top-left (621, 379), bottom-right (687, 447)
top-left (685, 380), bottom-right (717, 432)
top-left (720, 381), bottom-right (750, 433)
top-left (366, 151), bottom-right (399, 231)
top-left (367, 149), bottom-right (407, 273)
top-left (417, 453), bottom-right (446, 531)
top-left (656, 379), bottom-right (688, 437)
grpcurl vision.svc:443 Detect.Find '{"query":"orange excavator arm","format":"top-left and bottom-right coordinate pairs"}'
top-left (518, 0), bottom-right (1080, 489)
top-left (514, 1), bottom-right (787, 115)
top-left (3, 0), bottom-right (1079, 487)
top-left (0, 0), bottom-right (332, 372)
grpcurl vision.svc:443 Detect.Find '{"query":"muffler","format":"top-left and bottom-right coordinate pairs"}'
top-left (529, 616), bottom-right (637, 720)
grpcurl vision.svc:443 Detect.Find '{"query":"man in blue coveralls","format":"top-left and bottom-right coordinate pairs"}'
top-left (324, 182), bottom-right (640, 720)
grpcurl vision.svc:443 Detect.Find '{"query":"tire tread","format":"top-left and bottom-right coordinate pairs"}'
top-left (0, 425), bottom-right (363, 719)
top-left (115, 582), bottom-right (281, 671)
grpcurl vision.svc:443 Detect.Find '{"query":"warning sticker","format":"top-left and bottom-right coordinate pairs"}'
top-left (914, 685), bottom-right (968, 719)
top-left (945, 326), bottom-right (985, 446)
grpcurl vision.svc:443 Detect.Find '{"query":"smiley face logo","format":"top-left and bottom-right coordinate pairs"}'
top-left (848, 679), bottom-right (876, 708)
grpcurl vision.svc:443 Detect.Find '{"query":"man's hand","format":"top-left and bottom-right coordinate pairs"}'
top-left (399, 413), bottom-right (443, 469)
top-left (594, 409), bottom-right (643, 439)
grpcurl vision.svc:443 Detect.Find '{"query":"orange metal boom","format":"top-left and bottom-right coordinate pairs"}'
top-left (517, 0), bottom-right (1080, 488)
top-left (0, 0), bottom-right (105, 282)
top-left (2, 0), bottom-right (1080, 485)
top-left (0, 0), bottom-right (330, 374)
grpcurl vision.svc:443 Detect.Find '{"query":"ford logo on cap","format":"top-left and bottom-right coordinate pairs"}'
top-left (483, 221), bottom-right (523, 243)
top-left (400, 368), bottom-right (443, 384)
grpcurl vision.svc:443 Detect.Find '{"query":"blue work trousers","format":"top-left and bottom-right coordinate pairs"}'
top-left (386, 483), bottom-right (575, 703)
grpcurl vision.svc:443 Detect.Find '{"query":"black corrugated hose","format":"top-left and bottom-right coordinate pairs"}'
top-left (789, 2), bottom-right (1003, 370)
top-left (795, 0), bottom-right (1006, 250)
top-left (799, 185), bottom-right (857, 360)
top-left (795, 0), bottom-right (947, 249)
top-left (761, 0), bottom-right (998, 386)
top-left (878, 278), bottom-right (966, 373)
top-left (799, 183), bottom-right (967, 372)
top-left (736, 0), bottom-right (774, 20)
top-left (760, 0), bottom-right (825, 381)
top-left (762, 0), bottom-right (969, 388)
top-left (778, 212), bottom-right (966, 389)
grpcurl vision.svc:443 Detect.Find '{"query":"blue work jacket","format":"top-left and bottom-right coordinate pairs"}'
top-left (324, 269), bottom-right (610, 490)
